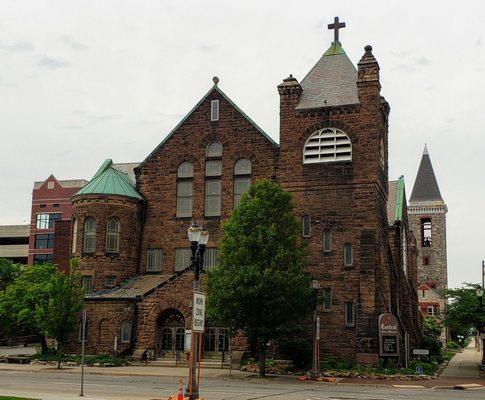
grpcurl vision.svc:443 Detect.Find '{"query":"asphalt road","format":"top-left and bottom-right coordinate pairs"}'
top-left (0, 370), bottom-right (484, 400)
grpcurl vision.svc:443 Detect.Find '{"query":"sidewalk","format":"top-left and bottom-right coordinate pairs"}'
top-left (440, 345), bottom-right (482, 379)
top-left (0, 361), bottom-right (250, 380)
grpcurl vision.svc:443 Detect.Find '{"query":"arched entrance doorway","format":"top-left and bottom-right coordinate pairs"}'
top-left (156, 308), bottom-right (185, 359)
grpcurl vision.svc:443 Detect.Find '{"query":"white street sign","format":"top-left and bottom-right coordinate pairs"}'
top-left (192, 292), bottom-right (206, 332)
top-left (413, 349), bottom-right (429, 355)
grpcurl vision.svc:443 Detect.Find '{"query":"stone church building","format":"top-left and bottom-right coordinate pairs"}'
top-left (66, 22), bottom-right (423, 364)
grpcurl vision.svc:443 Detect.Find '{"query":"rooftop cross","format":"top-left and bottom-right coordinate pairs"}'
top-left (328, 16), bottom-right (346, 42)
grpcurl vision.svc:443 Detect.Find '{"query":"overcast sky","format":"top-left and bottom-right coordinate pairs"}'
top-left (1, 1), bottom-right (483, 288)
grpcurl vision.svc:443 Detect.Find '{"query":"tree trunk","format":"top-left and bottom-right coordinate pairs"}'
top-left (57, 343), bottom-right (62, 370)
top-left (258, 339), bottom-right (266, 378)
top-left (40, 335), bottom-right (48, 354)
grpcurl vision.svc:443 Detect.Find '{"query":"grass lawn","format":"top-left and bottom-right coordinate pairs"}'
top-left (0, 397), bottom-right (39, 400)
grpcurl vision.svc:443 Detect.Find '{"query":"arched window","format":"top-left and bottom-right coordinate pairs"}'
top-left (177, 162), bottom-right (193, 217)
top-left (175, 328), bottom-right (185, 351)
top-left (161, 328), bottom-right (173, 351)
top-left (83, 217), bottom-right (96, 253)
top-left (344, 244), bottom-right (353, 267)
top-left (206, 141), bottom-right (222, 158)
top-left (71, 218), bottom-right (78, 254)
top-left (205, 142), bottom-right (222, 216)
top-left (303, 128), bottom-right (352, 164)
top-left (204, 328), bottom-right (216, 352)
top-left (234, 159), bottom-right (251, 207)
top-left (121, 321), bottom-right (132, 343)
top-left (106, 217), bottom-right (120, 253)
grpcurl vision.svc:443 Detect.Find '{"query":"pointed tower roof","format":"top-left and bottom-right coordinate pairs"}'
top-left (295, 40), bottom-right (359, 110)
top-left (74, 159), bottom-right (143, 200)
top-left (410, 145), bottom-right (443, 202)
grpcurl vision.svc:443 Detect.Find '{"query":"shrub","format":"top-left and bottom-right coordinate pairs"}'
top-left (446, 340), bottom-right (461, 350)
top-left (276, 338), bottom-right (312, 370)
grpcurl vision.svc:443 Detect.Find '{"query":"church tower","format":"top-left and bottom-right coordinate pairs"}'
top-left (408, 145), bottom-right (448, 291)
top-left (277, 18), bottom-right (392, 362)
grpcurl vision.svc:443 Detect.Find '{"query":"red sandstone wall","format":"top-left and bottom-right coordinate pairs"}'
top-left (136, 88), bottom-right (278, 274)
top-left (72, 195), bottom-right (143, 291)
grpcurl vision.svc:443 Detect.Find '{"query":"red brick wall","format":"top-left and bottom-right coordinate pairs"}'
top-left (53, 220), bottom-right (71, 274)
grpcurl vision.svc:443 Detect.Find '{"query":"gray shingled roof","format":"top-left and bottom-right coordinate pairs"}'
top-left (86, 274), bottom-right (173, 300)
top-left (410, 146), bottom-right (443, 202)
top-left (296, 42), bottom-right (359, 110)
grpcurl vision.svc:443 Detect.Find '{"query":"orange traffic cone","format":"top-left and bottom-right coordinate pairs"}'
top-left (177, 378), bottom-right (184, 400)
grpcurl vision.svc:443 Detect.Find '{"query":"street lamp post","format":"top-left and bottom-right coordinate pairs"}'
top-left (477, 260), bottom-right (485, 367)
top-left (311, 280), bottom-right (320, 380)
top-left (185, 221), bottom-right (209, 400)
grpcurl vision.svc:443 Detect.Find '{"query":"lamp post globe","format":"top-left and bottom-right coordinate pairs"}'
top-left (477, 288), bottom-right (484, 298)
top-left (199, 227), bottom-right (209, 245)
top-left (187, 220), bottom-right (201, 243)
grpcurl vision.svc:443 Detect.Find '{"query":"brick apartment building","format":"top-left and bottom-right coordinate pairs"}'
top-left (28, 175), bottom-right (87, 268)
top-left (64, 21), bottom-right (424, 364)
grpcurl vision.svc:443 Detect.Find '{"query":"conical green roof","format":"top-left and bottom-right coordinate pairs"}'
top-left (74, 159), bottom-right (143, 200)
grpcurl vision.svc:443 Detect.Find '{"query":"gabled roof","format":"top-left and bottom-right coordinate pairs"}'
top-left (86, 274), bottom-right (172, 300)
top-left (387, 176), bottom-right (406, 225)
top-left (138, 83), bottom-right (277, 169)
top-left (296, 41), bottom-right (359, 110)
top-left (34, 174), bottom-right (88, 189)
top-left (74, 159), bottom-right (143, 200)
top-left (410, 145), bottom-right (443, 203)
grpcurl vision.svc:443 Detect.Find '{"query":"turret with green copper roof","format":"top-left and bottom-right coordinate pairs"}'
top-left (74, 159), bottom-right (143, 200)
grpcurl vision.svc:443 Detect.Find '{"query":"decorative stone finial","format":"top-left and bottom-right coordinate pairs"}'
top-left (423, 143), bottom-right (429, 155)
top-left (364, 45), bottom-right (373, 52)
top-left (212, 76), bottom-right (219, 86)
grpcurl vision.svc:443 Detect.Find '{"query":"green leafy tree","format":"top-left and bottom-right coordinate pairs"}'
top-left (0, 258), bottom-right (23, 291)
top-left (36, 259), bottom-right (84, 369)
top-left (206, 179), bottom-right (312, 377)
top-left (444, 284), bottom-right (485, 339)
top-left (422, 316), bottom-right (443, 357)
top-left (0, 263), bottom-right (57, 351)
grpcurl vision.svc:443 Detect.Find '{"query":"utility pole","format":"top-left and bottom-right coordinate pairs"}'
top-left (79, 309), bottom-right (86, 397)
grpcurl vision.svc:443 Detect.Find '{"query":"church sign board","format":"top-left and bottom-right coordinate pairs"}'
top-left (378, 313), bottom-right (399, 357)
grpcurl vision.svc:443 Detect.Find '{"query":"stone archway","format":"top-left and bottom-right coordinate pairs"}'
top-left (155, 308), bottom-right (185, 358)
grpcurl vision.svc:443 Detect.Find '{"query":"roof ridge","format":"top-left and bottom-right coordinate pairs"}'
top-left (138, 83), bottom-right (277, 169)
